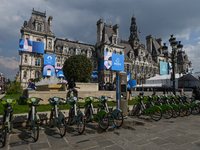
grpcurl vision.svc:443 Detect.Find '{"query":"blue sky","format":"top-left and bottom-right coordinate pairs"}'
top-left (0, 0), bottom-right (200, 80)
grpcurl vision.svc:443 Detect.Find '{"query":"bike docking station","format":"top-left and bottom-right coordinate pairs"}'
top-left (116, 71), bottom-right (128, 119)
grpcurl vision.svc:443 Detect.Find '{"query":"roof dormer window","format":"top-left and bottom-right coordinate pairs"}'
top-left (37, 23), bottom-right (42, 31)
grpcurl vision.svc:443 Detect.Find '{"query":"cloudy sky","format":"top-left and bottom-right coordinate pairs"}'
top-left (0, 0), bottom-right (200, 80)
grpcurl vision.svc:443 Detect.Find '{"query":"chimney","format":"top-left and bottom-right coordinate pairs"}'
top-left (113, 24), bottom-right (119, 39)
top-left (48, 16), bottom-right (53, 32)
top-left (156, 38), bottom-right (162, 47)
top-left (97, 19), bottom-right (103, 45)
top-left (146, 35), bottom-right (153, 54)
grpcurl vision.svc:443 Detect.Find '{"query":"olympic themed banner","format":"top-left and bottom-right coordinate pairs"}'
top-left (55, 67), bottom-right (64, 77)
top-left (188, 68), bottom-right (194, 74)
top-left (44, 54), bottom-right (55, 66)
top-left (160, 61), bottom-right (169, 75)
top-left (98, 51), bottom-right (124, 71)
top-left (19, 39), bottom-right (44, 54)
top-left (43, 65), bottom-right (55, 76)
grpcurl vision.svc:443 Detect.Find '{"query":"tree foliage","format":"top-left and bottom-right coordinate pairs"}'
top-left (6, 80), bottom-right (23, 94)
top-left (63, 55), bottom-right (93, 82)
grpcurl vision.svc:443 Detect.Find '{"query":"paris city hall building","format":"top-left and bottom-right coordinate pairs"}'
top-left (18, 9), bottom-right (192, 88)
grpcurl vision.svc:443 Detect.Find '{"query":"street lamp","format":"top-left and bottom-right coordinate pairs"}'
top-left (168, 35), bottom-right (183, 95)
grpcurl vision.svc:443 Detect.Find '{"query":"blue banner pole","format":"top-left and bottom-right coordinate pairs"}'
top-left (116, 72), bottom-right (120, 109)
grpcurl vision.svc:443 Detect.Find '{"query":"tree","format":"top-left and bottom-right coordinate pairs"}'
top-left (63, 55), bottom-right (93, 82)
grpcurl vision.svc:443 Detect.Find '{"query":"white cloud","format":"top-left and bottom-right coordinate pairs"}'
top-left (0, 56), bottom-right (19, 69)
top-left (175, 28), bottom-right (191, 41)
top-left (184, 42), bottom-right (200, 72)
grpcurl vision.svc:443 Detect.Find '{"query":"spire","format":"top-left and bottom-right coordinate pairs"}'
top-left (131, 14), bottom-right (136, 25)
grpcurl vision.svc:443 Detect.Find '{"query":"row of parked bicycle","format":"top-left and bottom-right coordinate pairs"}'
top-left (131, 94), bottom-right (200, 121)
top-left (0, 95), bottom-right (123, 147)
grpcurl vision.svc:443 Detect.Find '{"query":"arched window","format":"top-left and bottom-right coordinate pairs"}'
top-left (82, 50), bottom-right (85, 55)
top-left (35, 71), bottom-right (40, 78)
top-left (106, 48), bottom-right (108, 52)
top-left (37, 24), bottom-right (42, 31)
top-left (57, 47), bottom-right (61, 53)
top-left (37, 39), bottom-right (41, 42)
top-left (23, 71), bottom-right (27, 79)
top-left (24, 55), bottom-right (27, 63)
top-left (120, 51), bottom-right (122, 55)
top-left (70, 48), bottom-right (74, 54)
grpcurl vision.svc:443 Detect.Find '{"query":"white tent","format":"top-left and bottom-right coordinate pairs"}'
top-left (134, 74), bottom-right (180, 89)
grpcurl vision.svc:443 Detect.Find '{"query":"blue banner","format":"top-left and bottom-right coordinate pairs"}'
top-left (126, 71), bottom-right (131, 88)
top-left (160, 62), bottom-right (169, 75)
top-left (112, 53), bottom-right (124, 71)
top-left (55, 67), bottom-right (64, 77)
top-left (91, 70), bottom-right (98, 79)
top-left (98, 60), bottom-right (104, 70)
top-left (44, 54), bottom-right (55, 66)
top-left (43, 65), bottom-right (55, 76)
top-left (19, 39), bottom-right (44, 54)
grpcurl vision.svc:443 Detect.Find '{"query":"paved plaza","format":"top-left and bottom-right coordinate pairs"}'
top-left (1, 112), bottom-right (200, 150)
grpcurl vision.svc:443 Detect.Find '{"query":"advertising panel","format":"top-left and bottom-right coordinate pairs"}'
top-left (91, 70), bottom-right (98, 79)
top-left (19, 39), bottom-right (44, 54)
top-left (126, 71), bottom-right (131, 88)
top-left (112, 53), bottom-right (124, 71)
top-left (104, 51), bottom-right (112, 70)
top-left (44, 54), bottom-right (55, 66)
top-left (188, 68), bottom-right (194, 74)
top-left (160, 62), bottom-right (169, 75)
top-left (98, 51), bottom-right (124, 71)
top-left (43, 65), bottom-right (55, 76)
top-left (55, 67), bottom-right (64, 77)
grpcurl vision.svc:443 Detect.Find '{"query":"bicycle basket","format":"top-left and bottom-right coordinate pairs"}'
top-left (48, 98), bottom-right (59, 106)
top-left (85, 97), bottom-right (93, 104)
top-left (67, 97), bottom-right (78, 105)
top-left (99, 96), bottom-right (107, 103)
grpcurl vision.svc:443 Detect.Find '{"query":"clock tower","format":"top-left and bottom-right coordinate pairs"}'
top-left (129, 14), bottom-right (139, 50)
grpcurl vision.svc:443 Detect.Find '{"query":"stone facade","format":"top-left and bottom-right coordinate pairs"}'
top-left (18, 9), bottom-right (192, 88)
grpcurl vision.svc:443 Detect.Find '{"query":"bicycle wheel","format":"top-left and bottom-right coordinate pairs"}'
top-left (172, 107), bottom-right (180, 118)
top-left (186, 107), bottom-right (192, 116)
top-left (77, 111), bottom-right (85, 135)
top-left (59, 118), bottom-right (67, 137)
top-left (162, 108), bottom-right (173, 119)
top-left (180, 107), bottom-right (187, 117)
top-left (68, 107), bottom-right (75, 125)
top-left (191, 106), bottom-right (200, 115)
top-left (113, 112), bottom-right (123, 128)
top-left (150, 109), bottom-right (162, 121)
top-left (85, 108), bottom-right (91, 123)
top-left (49, 110), bottom-right (54, 128)
top-left (32, 123), bottom-right (39, 142)
top-left (99, 114), bottom-right (109, 130)
top-left (2, 127), bottom-right (7, 147)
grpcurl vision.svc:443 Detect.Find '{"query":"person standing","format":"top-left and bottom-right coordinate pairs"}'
top-left (66, 78), bottom-right (80, 97)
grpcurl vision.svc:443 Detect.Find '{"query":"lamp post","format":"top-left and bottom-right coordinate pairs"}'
top-left (168, 35), bottom-right (183, 95)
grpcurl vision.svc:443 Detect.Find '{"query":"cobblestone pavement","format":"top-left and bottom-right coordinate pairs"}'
top-left (1, 113), bottom-right (200, 150)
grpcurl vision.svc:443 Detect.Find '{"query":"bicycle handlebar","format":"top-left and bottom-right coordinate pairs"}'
top-left (1, 98), bottom-right (19, 102)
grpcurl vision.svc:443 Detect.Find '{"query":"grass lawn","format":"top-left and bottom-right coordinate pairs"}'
top-left (0, 93), bottom-right (138, 115)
